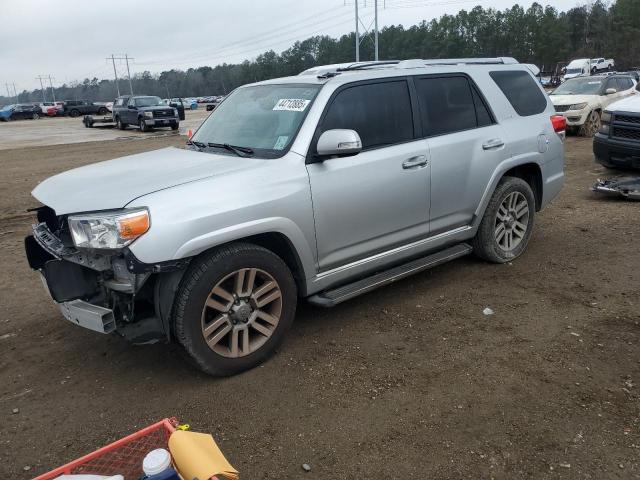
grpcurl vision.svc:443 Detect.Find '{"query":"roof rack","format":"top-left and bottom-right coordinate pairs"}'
top-left (336, 61), bottom-right (401, 71)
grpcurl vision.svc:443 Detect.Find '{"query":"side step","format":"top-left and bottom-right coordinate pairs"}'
top-left (307, 243), bottom-right (472, 307)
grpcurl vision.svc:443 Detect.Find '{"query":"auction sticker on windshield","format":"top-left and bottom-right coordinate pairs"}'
top-left (273, 98), bottom-right (310, 112)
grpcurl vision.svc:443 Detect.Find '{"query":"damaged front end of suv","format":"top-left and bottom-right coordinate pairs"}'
top-left (25, 205), bottom-right (188, 343)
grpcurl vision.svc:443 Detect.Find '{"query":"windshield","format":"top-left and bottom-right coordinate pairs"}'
top-left (135, 96), bottom-right (163, 107)
top-left (1, 104), bottom-right (14, 111)
top-left (551, 78), bottom-right (603, 95)
top-left (192, 84), bottom-right (321, 158)
top-left (565, 68), bottom-right (582, 74)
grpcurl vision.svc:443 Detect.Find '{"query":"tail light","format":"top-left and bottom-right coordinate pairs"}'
top-left (551, 115), bottom-right (566, 133)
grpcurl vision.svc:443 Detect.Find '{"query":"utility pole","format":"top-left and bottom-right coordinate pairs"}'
top-left (108, 54), bottom-right (121, 97)
top-left (374, 0), bottom-right (379, 61)
top-left (124, 54), bottom-right (134, 95)
top-left (47, 75), bottom-right (56, 102)
top-left (355, 0), bottom-right (360, 62)
top-left (36, 75), bottom-right (48, 103)
top-left (353, 0), bottom-right (380, 62)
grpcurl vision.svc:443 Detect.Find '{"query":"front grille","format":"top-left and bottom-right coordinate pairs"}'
top-left (612, 127), bottom-right (640, 141)
top-left (153, 109), bottom-right (173, 118)
top-left (614, 114), bottom-right (640, 125)
top-left (554, 105), bottom-right (570, 112)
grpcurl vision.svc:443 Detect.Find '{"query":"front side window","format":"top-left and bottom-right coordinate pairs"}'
top-left (491, 70), bottom-right (548, 116)
top-left (415, 76), bottom-right (486, 136)
top-left (193, 84), bottom-right (321, 158)
top-left (321, 80), bottom-right (414, 149)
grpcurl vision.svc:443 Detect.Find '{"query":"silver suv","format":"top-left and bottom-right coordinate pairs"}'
top-left (25, 58), bottom-right (565, 376)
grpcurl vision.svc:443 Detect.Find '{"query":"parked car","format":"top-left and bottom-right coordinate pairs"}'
top-left (38, 102), bottom-right (58, 116)
top-left (590, 58), bottom-right (614, 74)
top-left (62, 100), bottom-right (108, 117)
top-left (112, 95), bottom-right (179, 131)
top-left (0, 103), bottom-right (42, 121)
top-left (25, 57), bottom-right (565, 376)
top-left (594, 94), bottom-right (640, 169)
top-left (549, 74), bottom-right (637, 136)
top-left (563, 58), bottom-right (592, 80)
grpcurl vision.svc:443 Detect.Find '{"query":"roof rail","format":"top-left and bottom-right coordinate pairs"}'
top-left (413, 57), bottom-right (519, 67)
top-left (336, 61), bottom-right (400, 71)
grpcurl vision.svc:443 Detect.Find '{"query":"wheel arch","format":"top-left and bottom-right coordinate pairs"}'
top-left (502, 163), bottom-right (543, 211)
top-left (473, 160), bottom-right (544, 229)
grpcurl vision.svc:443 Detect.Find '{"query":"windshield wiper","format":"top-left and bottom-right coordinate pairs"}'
top-left (208, 142), bottom-right (254, 157)
top-left (186, 140), bottom-right (206, 150)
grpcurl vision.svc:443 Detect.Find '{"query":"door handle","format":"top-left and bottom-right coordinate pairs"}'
top-left (482, 139), bottom-right (504, 150)
top-left (402, 155), bottom-right (428, 169)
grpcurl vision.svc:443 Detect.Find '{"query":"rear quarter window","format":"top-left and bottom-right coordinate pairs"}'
top-left (490, 70), bottom-right (548, 117)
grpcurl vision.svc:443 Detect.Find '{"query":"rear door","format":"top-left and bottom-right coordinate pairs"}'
top-left (306, 78), bottom-right (430, 271)
top-left (413, 74), bottom-right (507, 235)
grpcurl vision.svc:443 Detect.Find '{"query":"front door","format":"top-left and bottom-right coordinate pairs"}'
top-left (306, 79), bottom-right (430, 271)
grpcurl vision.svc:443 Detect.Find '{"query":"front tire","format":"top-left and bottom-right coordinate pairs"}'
top-left (174, 243), bottom-right (297, 376)
top-left (472, 176), bottom-right (535, 263)
top-left (69, 109), bottom-right (80, 118)
top-left (116, 117), bottom-right (126, 130)
top-left (139, 118), bottom-right (150, 132)
top-left (580, 110), bottom-right (601, 137)
top-left (170, 122), bottom-right (179, 131)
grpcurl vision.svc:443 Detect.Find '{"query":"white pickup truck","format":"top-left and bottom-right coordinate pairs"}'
top-left (591, 58), bottom-right (615, 74)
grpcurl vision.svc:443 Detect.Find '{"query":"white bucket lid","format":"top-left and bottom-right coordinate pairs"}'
top-left (142, 448), bottom-right (172, 475)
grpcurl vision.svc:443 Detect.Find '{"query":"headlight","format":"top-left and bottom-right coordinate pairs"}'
top-left (173, 108), bottom-right (178, 116)
top-left (569, 102), bottom-right (588, 111)
top-left (144, 111), bottom-right (153, 118)
top-left (599, 111), bottom-right (612, 135)
top-left (68, 208), bottom-right (150, 249)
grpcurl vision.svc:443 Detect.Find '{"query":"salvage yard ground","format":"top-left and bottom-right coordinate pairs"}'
top-left (0, 132), bottom-right (638, 478)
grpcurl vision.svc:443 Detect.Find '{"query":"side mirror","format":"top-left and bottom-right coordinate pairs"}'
top-left (605, 88), bottom-right (617, 95)
top-left (128, 104), bottom-right (136, 109)
top-left (316, 129), bottom-right (362, 157)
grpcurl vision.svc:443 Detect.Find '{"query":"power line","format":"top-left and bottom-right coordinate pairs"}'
top-left (136, 5), bottom-right (348, 67)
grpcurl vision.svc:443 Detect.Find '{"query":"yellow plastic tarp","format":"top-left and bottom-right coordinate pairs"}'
top-left (169, 430), bottom-right (239, 480)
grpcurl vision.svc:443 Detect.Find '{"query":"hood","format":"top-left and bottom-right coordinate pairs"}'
top-left (32, 147), bottom-right (262, 215)
top-left (606, 93), bottom-right (640, 113)
top-left (550, 94), bottom-right (598, 106)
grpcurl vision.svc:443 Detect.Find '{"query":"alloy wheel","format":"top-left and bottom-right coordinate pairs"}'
top-left (201, 268), bottom-right (282, 358)
top-left (585, 111), bottom-right (600, 136)
top-left (494, 191), bottom-right (529, 251)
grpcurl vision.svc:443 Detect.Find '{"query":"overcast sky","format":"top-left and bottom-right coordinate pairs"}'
top-left (1, 0), bottom-right (582, 92)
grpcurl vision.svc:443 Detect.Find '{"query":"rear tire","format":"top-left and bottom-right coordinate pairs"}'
top-left (32, 113), bottom-right (40, 120)
top-left (173, 243), bottom-right (297, 376)
top-left (98, 107), bottom-right (108, 115)
top-left (69, 109), bottom-right (80, 118)
top-left (472, 176), bottom-right (535, 264)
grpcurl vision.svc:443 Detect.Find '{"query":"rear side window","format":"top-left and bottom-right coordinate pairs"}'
top-left (414, 76), bottom-right (492, 136)
top-left (490, 70), bottom-right (547, 116)
top-left (321, 81), bottom-right (414, 149)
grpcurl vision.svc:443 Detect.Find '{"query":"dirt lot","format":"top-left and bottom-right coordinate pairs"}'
top-left (0, 108), bottom-right (210, 150)
top-left (0, 136), bottom-right (638, 479)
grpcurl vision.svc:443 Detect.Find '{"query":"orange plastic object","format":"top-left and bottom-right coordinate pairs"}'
top-left (32, 418), bottom-right (220, 480)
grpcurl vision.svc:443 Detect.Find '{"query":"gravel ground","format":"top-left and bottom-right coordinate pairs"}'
top-left (0, 136), bottom-right (638, 479)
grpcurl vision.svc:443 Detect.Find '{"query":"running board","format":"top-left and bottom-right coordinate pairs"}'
top-left (307, 243), bottom-right (472, 307)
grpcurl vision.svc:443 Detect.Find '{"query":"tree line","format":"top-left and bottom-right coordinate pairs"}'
top-left (3, 0), bottom-right (639, 105)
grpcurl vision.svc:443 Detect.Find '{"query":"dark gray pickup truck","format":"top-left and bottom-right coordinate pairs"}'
top-left (111, 95), bottom-right (179, 131)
